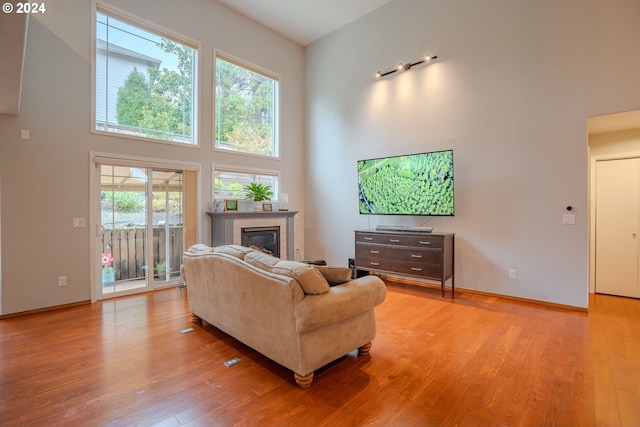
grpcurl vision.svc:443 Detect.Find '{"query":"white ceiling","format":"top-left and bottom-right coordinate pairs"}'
top-left (215, 0), bottom-right (394, 46)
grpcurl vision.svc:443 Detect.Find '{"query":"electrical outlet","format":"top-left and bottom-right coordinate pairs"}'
top-left (58, 276), bottom-right (67, 287)
top-left (508, 269), bottom-right (517, 279)
top-left (73, 218), bottom-right (86, 228)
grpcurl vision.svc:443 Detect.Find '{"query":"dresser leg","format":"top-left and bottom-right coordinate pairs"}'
top-left (451, 276), bottom-right (455, 298)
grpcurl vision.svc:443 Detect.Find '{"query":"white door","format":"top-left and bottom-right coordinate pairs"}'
top-left (595, 158), bottom-right (640, 298)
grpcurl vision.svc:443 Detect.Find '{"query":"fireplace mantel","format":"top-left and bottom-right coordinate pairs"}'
top-left (206, 211), bottom-right (298, 259)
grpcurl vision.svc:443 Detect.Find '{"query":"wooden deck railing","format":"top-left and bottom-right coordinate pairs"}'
top-left (101, 226), bottom-right (183, 281)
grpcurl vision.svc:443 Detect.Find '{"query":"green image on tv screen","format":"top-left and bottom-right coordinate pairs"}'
top-left (358, 150), bottom-right (454, 216)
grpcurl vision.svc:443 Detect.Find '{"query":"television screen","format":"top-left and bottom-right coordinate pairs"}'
top-left (357, 150), bottom-right (454, 216)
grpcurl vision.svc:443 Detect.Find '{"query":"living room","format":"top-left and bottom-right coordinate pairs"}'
top-left (1, 0), bottom-right (640, 424)
top-left (0, 0), bottom-right (638, 316)
top-left (1, 0), bottom-right (640, 317)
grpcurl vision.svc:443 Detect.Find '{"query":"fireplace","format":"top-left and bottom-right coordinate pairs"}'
top-left (206, 211), bottom-right (298, 259)
top-left (241, 226), bottom-right (280, 257)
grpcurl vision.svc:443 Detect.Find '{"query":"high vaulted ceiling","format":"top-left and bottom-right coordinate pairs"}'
top-left (1, 0), bottom-right (639, 134)
top-left (215, 0), bottom-right (393, 46)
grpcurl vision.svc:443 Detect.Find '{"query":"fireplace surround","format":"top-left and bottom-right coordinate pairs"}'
top-left (206, 211), bottom-right (297, 259)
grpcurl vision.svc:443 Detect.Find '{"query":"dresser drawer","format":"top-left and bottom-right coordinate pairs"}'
top-left (355, 254), bottom-right (442, 279)
top-left (356, 244), bottom-right (441, 264)
top-left (356, 232), bottom-right (443, 249)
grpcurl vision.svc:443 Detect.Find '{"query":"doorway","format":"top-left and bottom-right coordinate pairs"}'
top-left (91, 155), bottom-right (198, 301)
top-left (589, 109), bottom-right (640, 298)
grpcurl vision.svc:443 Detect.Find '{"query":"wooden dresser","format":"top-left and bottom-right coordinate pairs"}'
top-left (354, 230), bottom-right (455, 297)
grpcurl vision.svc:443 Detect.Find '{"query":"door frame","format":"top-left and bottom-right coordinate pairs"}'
top-left (589, 151), bottom-right (640, 294)
top-left (89, 151), bottom-right (201, 302)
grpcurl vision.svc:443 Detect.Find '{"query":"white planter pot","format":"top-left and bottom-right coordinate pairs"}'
top-left (238, 200), bottom-right (253, 212)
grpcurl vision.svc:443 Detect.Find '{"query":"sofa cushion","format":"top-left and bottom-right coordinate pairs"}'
top-left (187, 244), bottom-right (215, 254)
top-left (213, 245), bottom-right (254, 260)
top-left (244, 251), bottom-right (281, 268)
top-left (245, 252), bottom-right (330, 295)
top-left (316, 266), bottom-right (353, 286)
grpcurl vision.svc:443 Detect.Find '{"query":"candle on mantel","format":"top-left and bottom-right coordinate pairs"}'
top-left (278, 193), bottom-right (288, 211)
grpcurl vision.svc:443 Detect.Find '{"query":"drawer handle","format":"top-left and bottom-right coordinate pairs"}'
top-left (419, 241), bottom-right (431, 245)
top-left (411, 267), bottom-right (423, 271)
top-left (370, 262), bottom-right (380, 266)
top-left (364, 237), bottom-right (373, 241)
top-left (370, 250), bottom-right (380, 254)
top-left (389, 239), bottom-right (400, 243)
top-left (411, 254), bottom-right (423, 258)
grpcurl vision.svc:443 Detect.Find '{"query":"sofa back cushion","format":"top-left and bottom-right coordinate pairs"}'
top-left (213, 244), bottom-right (255, 260)
top-left (187, 244), bottom-right (216, 254)
top-left (245, 251), bottom-right (330, 295)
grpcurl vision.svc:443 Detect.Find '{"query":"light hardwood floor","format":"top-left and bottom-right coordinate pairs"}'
top-left (1, 283), bottom-right (639, 426)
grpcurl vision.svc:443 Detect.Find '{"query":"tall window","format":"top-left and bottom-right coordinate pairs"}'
top-left (215, 54), bottom-right (279, 157)
top-left (95, 5), bottom-right (198, 145)
top-left (214, 167), bottom-right (279, 201)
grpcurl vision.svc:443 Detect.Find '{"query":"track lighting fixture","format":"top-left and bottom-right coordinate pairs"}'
top-left (376, 53), bottom-right (438, 78)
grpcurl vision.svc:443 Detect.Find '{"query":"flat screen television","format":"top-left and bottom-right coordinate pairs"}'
top-left (357, 149), bottom-right (454, 216)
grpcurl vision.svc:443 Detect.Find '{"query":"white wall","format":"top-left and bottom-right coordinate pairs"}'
top-left (304, 0), bottom-right (640, 308)
top-left (0, 0), bottom-right (305, 315)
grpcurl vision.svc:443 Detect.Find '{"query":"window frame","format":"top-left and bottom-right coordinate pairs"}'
top-left (213, 49), bottom-right (281, 159)
top-left (212, 164), bottom-right (281, 203)
top-left (91, 1), bottom-right (200, 147)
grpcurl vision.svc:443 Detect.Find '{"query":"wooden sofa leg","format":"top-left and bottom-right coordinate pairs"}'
top-left (294, 372), bottom-right (314, 389)
top-left (191, 313), bottom-right (201, 324)
top-left (358, 342), bottom-right (372, 356)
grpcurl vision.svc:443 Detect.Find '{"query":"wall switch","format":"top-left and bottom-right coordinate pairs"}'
top-left (563, 214), bottom-right (576, 225)
top-left (73, 218), bottom-right (86, 228)
top-left (21, 129), bottom-right (30, 140)
top-left (58, 276), bottom-right (67, 287)
top-left (508, 269), bottom-right (517, 279)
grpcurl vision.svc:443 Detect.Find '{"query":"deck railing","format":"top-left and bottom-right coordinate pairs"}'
top-left (101, 226), bottom-right (183, 281)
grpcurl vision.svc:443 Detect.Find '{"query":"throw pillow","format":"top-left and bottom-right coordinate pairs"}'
top-left (316, 266), bottom-right (353, 286)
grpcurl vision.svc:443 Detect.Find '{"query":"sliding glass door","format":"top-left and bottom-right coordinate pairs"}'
top-left (151, 169), bottom-right (184, 284)
top-left (98, 164), bottom-right (184, 297)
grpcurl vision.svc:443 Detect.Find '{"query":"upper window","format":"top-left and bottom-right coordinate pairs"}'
top-left (95, 5), bottom-right (198, 145)
top-left (215, 54), bottom-right (279, 157)
top-left (214, 167), bottom-right (279, 201)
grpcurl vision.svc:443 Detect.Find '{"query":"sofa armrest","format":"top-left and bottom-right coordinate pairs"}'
top-left (295, 275), bottom-right (386, 333)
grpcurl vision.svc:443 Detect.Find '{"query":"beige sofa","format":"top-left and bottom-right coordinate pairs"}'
top-left (181, 244), bottom-right (387, 388)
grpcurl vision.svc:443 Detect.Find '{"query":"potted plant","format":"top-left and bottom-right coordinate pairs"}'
top-left (101, 252), bottom-right (115, 285)
top-left (155, 260), bottom-right (168, 281)
top-left (244, 183), bottom-right (273, 211)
